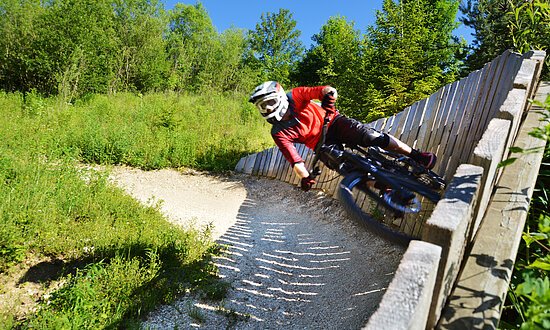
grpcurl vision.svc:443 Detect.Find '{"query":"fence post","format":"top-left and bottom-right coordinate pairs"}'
top-left (422, 164), bottom-right (484, 329)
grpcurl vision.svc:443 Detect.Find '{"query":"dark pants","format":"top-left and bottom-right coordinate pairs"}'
top-left (325, 115), bottom-right (390, 148)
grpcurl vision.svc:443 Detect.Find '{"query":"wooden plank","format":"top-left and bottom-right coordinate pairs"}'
top-left (466, 51), bottom-right (518, 161)
top-left (434, 77), bottom-right (473, 176)
top-left (251, 150), bottom-right (264, 176)
top-left (416, 86), bottom-right (445, 151)
top-left (401, 98), bottom-right (427, 148)
top-left (457, 58), bottom-right (497, 163)
top-left (424, 81), bottom-right (458, 152)
top-left (275, 147), bottom-right (287, 181)
top-left (279, 147), bottom-right (293, 183)
top-left (444, 67), bottom-right (485, 178)
top-left (388, 110), bottom-right (406, 138)
top-left (266, 147), bottom-right (279, 178)
top-left (235, 156), bottom-right (246, 173)
top-left (328, 167), bottom-right (341, 197)
top-left (243, 154), bottom-right (256, 175)
top-left (522, 50), bottom-right (547, 109)
top-left (364, 241), bottom-right (441, 330)
top-left (260, 149), bottom-right (270, 176)
top-left (387, 113), bottom-right (400, 137)
top-left (427, 80), bottom-right (460, 167)
top-left (374, 117), bottom-right (388, 131)
top-left (422, 164), bottom-right (484, 329)
top-left (318, 162), bottom-right (332, 193)
top-left (431, 77), bottom-right (468, 175)
top-left (439, 107), bottom-right (547, 330)
top-left (397, 104), bottom-right (417, 144)
top-left (473, 51), bottom-right (517, 145)
top-left (513, 58), bottom-right (537, 91)
top-left (469, 118), bottom-right (511, 239)
top-left (439, 71), bottom-right (483, 179)
top-left (488, 52), bottom-right (522, 120)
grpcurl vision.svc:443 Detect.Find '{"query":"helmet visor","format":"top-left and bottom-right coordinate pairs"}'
top-left (256, 97), bottom-right (279, 115)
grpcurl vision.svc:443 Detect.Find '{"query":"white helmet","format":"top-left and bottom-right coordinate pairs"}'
top-left (249, 81), bottom-right (289, 122)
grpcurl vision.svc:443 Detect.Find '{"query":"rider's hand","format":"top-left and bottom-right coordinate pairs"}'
top-left (321, 88), bottom-right (337, 112)
top-left (300, 175), bottom-right (316, 192)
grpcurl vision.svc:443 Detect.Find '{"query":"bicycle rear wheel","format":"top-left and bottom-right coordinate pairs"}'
top-left (338, 171), bottom-right (419, 246)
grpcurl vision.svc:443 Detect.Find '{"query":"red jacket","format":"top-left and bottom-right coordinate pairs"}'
top-left (271, 86), bottom-right (339, 165)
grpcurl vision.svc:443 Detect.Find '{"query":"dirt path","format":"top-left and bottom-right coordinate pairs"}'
top-left (109, 167), bottom-right (404, 329)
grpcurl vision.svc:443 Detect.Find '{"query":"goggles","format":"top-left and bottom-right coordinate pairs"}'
top-left (255, 96), bottom-right (279, 116)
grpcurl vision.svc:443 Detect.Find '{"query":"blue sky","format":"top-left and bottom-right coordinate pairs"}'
top-left (161, 1), bottom-right (474, 48)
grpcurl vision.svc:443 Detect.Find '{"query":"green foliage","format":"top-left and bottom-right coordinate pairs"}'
top-left (0, 0), bottom-right (468, 117)
top-left (507, 0), bottom-right (550, 54)
top-left (247, 8), bottom-right (305, 85)
top-left (110, 0), bottom-right (169, 93)
top-left (460, 0), bottom-right (550, 80)
top-left (54, 92), bottom-right (271, 171)
top-left (361, 0), bottom-right (462, 119)
top-left (0, 1), bottom-right (256, 97)
top-left (293, 0), bottom-right (463, 122)
top-left (508, 0), bottom-right (550, 80)
top-left (165, 3), bottom-right (256, 94)
top-left (293, 16), bottom-right (365, 116)
top-left (0, 90), bottom-right (269, 327)
top-left (0, 0), bottom-right (45, 93)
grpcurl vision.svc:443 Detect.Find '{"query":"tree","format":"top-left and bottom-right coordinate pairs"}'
top-left (293, 16), bottom-right (364, 116)
top-left (363, 0), bottom-right (463, 119)
top-left (508, 0), bottom-right (550, 80)
top-left (32, 0), bottom-right (124, 97)
top-left (0, 0), bottom-right (44, 93)
top-left (460, 0), bottom-right (550, 79)
top-left (166, 2), bottom-right (216, 91)
top-left (247, 8), bottom-right (304, 85)
top-left (459, 0), bottom-right (517, 73)
top-left (111, 0), bottom-right (168, 93)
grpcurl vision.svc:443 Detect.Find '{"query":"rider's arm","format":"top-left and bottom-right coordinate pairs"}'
top-left (272, 128), bottom-right (305, 171)
top-left (291, 85), bottom-right (337, 104)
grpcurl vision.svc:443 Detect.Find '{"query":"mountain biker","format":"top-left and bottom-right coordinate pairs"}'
top-left (249, 81), bottom-right (437, 192)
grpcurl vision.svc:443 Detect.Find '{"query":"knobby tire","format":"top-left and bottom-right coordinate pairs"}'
top-left (338, 171), bottom-right (418, 246)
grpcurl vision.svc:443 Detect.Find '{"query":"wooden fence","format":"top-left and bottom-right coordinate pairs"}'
top-left (235, 50), bottom-right (546, 240)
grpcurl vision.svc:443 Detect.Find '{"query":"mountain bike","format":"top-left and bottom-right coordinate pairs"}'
top-left (309, 114), bottom-right (446, 246)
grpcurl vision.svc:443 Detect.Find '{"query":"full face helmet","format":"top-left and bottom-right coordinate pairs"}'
top-left (249, 81), bottom-right (289, 123)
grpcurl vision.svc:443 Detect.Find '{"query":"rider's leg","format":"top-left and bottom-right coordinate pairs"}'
top-left (326, 115), bottom-right (436, 169)
top-left (386, 134), bottom-right (437, 169)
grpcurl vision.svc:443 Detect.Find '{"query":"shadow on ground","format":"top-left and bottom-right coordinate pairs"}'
top-left (139, 172), bottom-right (405, 329)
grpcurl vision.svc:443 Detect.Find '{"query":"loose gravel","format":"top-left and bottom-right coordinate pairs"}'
top-left (109, 167), bottom-right (405, 329)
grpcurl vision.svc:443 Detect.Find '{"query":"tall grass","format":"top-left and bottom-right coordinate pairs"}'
top-left (0, 91), bottom-right (271, 328)
top-left (53, 92), bottom-right (272, 171)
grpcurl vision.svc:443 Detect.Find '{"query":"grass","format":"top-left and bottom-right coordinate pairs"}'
top-left (0, 90), bottom-right (272, 328)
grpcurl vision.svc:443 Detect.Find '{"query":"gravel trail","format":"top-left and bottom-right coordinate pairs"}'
top-left (109, 167), bottom-right (404, 329)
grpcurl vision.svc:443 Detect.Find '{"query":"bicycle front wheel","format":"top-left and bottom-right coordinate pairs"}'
top-left (338, 171), bottom-right (418, 246)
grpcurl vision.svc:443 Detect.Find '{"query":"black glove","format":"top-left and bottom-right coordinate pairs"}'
top-left (300, 175), bottom-right (316, 192)
top-left (321, 92), bottom-right (336, 113)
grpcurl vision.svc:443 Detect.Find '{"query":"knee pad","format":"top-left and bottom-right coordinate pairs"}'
top-left (363, 130), bottom-right (390, 148)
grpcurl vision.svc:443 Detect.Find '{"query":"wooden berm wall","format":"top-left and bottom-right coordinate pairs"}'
top-left (236, 50), bottom-right (546, 239)
top-left (237, 50), bottom-right (548, 329)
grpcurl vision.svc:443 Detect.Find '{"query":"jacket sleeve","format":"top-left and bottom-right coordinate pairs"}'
top-left (272, 127), bottom-right (303, 166)
top-left (291, 86), bottom-right (326, 109)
